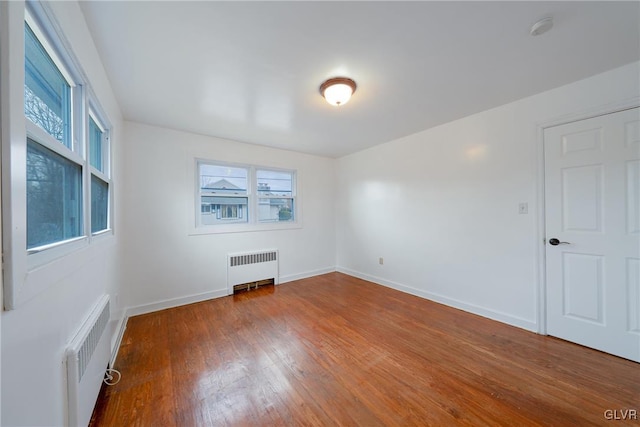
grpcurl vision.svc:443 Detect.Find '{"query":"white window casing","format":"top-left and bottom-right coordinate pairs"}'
top-left (193, 159), bottom-right (301, 235)
top-left (1, 1), bottom-right (114, 309)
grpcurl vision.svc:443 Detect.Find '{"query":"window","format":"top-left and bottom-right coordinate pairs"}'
top-left (91, 175), bottom-right (109, 233)
top-left (23, 11), bottom-right (112, 248)
top-left (25, 13), bottom-right (83, 252)
top-left (24, 22), bottom-right (71, 147)
top-left (3, 3), bottom-right (115, 308)
top-left (199, 164), bottom-right (248, 225)
top-left (89, 116), bottom-right (103, 170)
top-left (196, 160), bottom-right (298, 232)
top-left (219, 205), bottom-right (242, 220)
top-left (256, 169), bottom-right (295, 222)
top-left (26, 138), bottom-right (82, 248)
top-left (88, 111), bottom-right (111, 234)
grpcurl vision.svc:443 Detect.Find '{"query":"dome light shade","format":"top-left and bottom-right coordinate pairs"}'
top-left (320, 77), bottom-right (357, 106)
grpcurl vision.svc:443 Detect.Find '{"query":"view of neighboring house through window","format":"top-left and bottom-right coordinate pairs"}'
top-left (199, 164), bottom-right (249, 225)
top-left (257, 169), bottom-right (295, 222)
top-left (197, 161), bottom-right (297, 229)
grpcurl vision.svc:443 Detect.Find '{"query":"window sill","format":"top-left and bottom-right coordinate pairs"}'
top-left (189, 221), bottom-right (302, 236)
top-left (91, 228), bottom-right (113, 238)
top-left (27, 236), bottom-right (88, 270)
top-left (26, 229), bottom-right (114, 271)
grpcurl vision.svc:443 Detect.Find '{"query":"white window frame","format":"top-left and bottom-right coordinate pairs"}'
top-left (199, 160), bottom-right (250, 226)
top-left (255, 168), bottom-right (296, 223)
top-left (1, 1), bottom-right (114, 309)
top-left (192, 159), bottom-right (301, 235)
top-left (87, 99), bottom-right (112, 237)
top-left (24, 6), bottom-right (85, 261)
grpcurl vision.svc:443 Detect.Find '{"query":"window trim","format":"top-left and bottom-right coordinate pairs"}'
top-left (191, 159), bottom-right (302, 235)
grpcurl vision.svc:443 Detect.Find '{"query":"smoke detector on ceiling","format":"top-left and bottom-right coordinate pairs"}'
top-left (530, 17), bottom-right (554, 36)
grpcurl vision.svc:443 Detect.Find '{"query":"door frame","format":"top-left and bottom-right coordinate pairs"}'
top-left (535, 96), bottom-right (640, 335)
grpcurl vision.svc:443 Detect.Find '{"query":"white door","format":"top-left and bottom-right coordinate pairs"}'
top-left (544, 107), bottom-right (640, 362)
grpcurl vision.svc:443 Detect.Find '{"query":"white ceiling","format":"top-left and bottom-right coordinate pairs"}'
top-left (80, 1), bottom-right (639, 158)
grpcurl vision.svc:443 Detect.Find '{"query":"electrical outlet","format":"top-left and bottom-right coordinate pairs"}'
top-left (379, 257), bottom-right (384, 265)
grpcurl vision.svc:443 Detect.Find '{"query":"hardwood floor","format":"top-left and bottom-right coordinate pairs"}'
top-left (90, 273), bottom-right (639, 426)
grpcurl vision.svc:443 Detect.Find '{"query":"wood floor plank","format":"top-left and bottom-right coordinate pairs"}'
top-left (90, 273), bottom-right (639, 426)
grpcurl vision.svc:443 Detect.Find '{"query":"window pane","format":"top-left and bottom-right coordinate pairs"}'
top-left (27, 139), bottom-right (82, 249)
top-left (200, 164), bottom-right (248, 194)
top-left (200, 196), bottom-right (248, 225)
top-left (256, 170), bottom-right (293, 196)
top-left (89, 117), bottom-right (103, 172)
top-left (91, 175), bottom-right (109, 233)
top-left (258, 198), bottom-right (294, 222)
top-left (24, 23), bottom-right (71, 147)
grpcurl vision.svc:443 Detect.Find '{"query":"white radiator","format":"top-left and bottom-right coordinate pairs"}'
top-left (66, 295), bottom-right (111, 427)
top-left (227, 249), bottom-right (279, 294)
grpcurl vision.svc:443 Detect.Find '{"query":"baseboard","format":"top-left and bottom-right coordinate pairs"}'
top-left (125, 288), bottom-right (228, 318)
top-left (280, 266), bottom-right (336, 284)
top-left (122, 267), bottom-right (338, 319)
top-left (109, 315), bottom-right (128, 368)
top-left (336, 266), bottom-right (537, 332)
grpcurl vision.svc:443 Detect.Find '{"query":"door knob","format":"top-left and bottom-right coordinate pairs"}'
top-left (549, 238), bottom-right (570, 246)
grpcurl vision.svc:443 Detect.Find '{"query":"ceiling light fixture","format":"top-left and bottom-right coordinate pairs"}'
top-left (530, 17), bottom-right (553, 36)
top-left (320, 77), bottom-right (357, 106)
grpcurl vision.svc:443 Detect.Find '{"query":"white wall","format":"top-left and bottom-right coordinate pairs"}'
top-left (336, 61), bottom-right (640, 331)
top-left (120, 122), bottom-right (335, 314)
top-left (0, 2), bottom-right (635, 423)
top-left (1, 2), bottom-right (124, 426)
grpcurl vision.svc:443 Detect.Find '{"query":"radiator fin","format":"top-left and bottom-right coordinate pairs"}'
top-left (77, 300), bottom-right (110, 381)
top-left (230, 250), bottom-right (277, 267)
